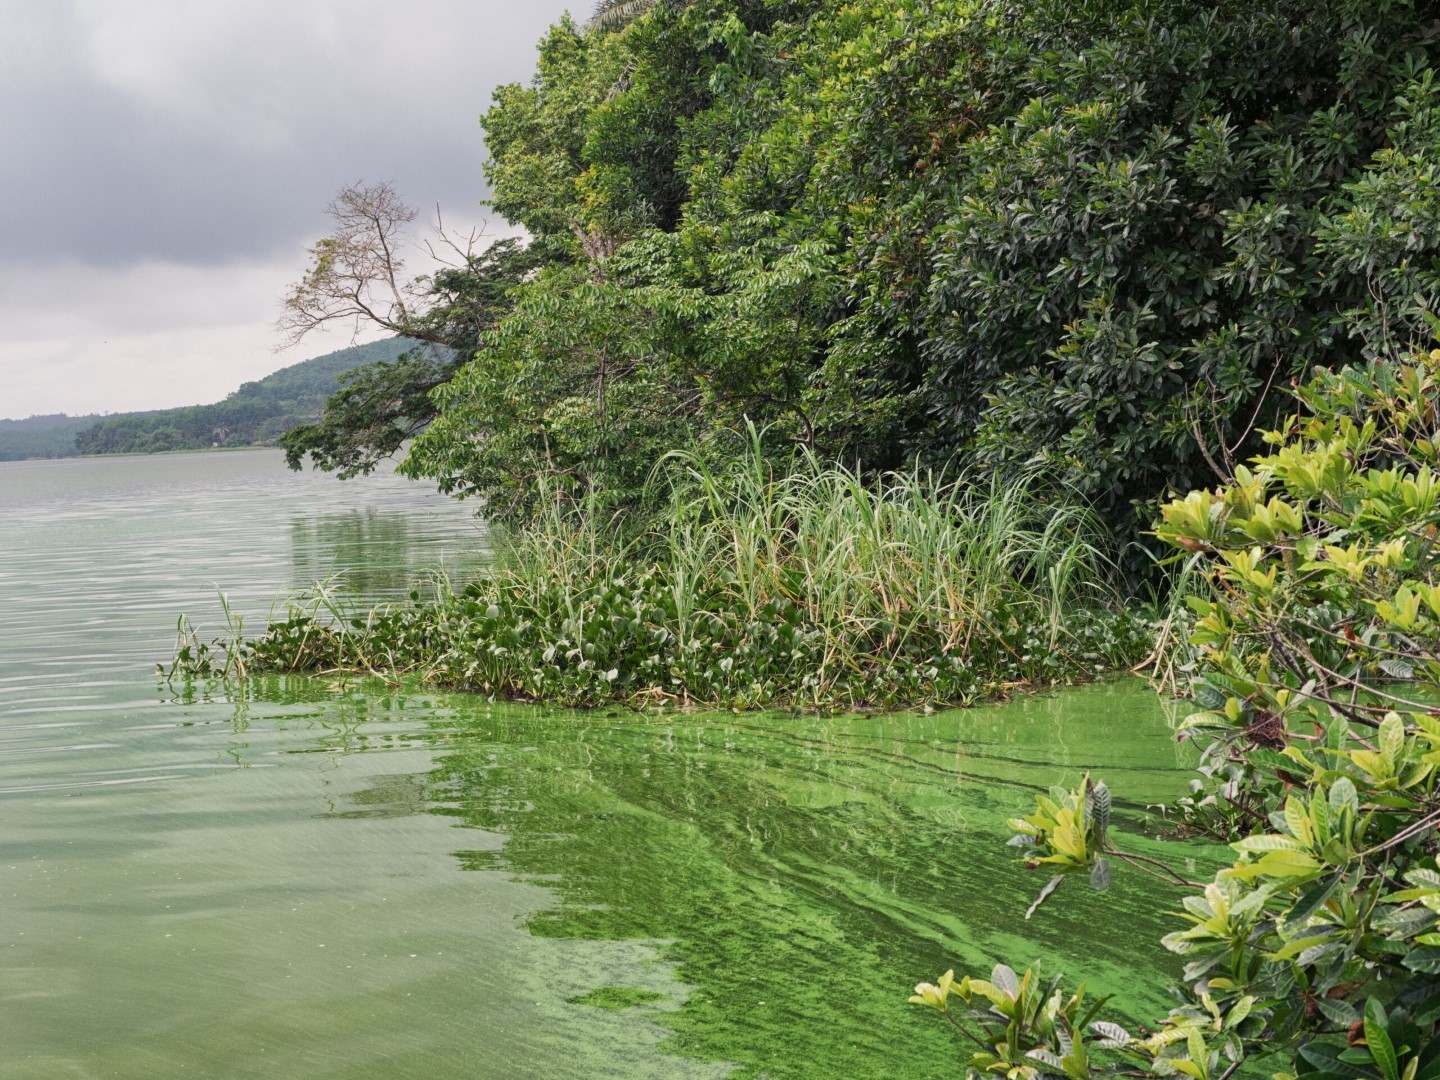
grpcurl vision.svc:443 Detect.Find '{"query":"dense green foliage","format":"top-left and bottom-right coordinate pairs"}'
top-left (170, 438), bottom-right (1152, 709)
top-left (73, 339), bottom-right (417, 456)
top-left (376, 0), bottom-right (1440, 534)
top-left (0, 413), bottom-right (110, 461)
top-left (914, 351), bottom-right (1440, 1079)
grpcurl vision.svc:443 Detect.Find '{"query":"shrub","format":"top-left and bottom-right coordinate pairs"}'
top-left (912, 348), bottom-right (1440, 1079)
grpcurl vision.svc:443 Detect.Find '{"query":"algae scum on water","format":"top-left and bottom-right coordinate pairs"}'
top-left (0, 451), bottom-right (1200, 1079)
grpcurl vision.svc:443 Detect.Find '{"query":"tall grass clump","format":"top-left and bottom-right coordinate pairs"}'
top-left (179, 438), bottom-right (1155, 710)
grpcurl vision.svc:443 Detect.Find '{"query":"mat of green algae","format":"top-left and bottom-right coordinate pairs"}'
top-left (0, 450), bottom-right (1213, 1079)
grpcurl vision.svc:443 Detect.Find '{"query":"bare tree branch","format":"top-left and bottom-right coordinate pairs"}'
top-left (276, 181), bottom-right (433, 349)
top-left (423, 204), bottom-right (487, 268)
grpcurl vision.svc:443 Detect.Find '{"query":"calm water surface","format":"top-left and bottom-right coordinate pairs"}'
top-left (0, 450), bottom-right (1207, 1079)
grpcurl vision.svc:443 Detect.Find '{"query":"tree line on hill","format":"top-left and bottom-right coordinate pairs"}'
top-left (0, 339), bottom-right (425, 461)
top-left (0, 413), bottom-right (110, 461)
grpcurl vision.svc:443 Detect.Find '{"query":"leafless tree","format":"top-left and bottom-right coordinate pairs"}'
top-left (275, 181), bottom-right (487, 350)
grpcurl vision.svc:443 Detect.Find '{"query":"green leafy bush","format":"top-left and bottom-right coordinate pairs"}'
top-left (912, 348), bottom-right (1440, 1079)
top-left (394, 0), bottom-right (1440, 535)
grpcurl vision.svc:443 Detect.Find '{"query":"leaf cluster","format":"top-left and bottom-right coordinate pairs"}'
top-left (915, 349), bottom-right (1440, 1080)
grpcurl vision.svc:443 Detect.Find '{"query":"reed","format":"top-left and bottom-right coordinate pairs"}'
top-left (660, 432), bottom-right (1113, 649)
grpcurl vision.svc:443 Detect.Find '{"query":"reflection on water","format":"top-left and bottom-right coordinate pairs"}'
top-left (0, 450), bottom-right (1210, 1079)
top-left (291, 507), bottom-right (470, 599)
top-left (0, 449), bottom-right (487, 681)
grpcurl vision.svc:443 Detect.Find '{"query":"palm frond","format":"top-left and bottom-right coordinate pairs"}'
top-left (588, 0), bottom-right (658, 30)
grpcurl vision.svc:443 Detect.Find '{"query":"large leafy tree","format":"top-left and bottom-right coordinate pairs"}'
top-left (324, 0), bottom-right (1440, 534)
top-left (677, 0), bottom-right (1440, 522)
top-left (403, 256), bottom-right (698, 521)
top-left (925, 0), bottom-right (1440, 519)
top-left (402, 1), bottom-right (821, 513)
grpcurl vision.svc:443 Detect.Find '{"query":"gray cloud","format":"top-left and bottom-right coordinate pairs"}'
top-left (0, 0), bottom-right (574, 418)
top-left (0, 0), bottom-right (571, 268)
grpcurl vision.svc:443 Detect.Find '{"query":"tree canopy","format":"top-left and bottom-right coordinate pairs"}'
top-left (278, 230), bottom-right (544, 478)
top-left (281, 0), bottom-right (1440, 539)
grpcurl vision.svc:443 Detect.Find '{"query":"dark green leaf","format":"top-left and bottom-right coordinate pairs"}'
top-left (1404, 948), bottom-right (1440, 974)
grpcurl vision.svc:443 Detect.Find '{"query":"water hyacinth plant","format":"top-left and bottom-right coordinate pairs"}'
top-left (168, 436), bottom-right (1153, 710)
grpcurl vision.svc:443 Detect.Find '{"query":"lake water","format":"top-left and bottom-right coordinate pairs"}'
top-left (0, 449), bottom-right (1206, 1079)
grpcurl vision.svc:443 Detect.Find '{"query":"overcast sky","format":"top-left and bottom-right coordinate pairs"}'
top-left (0, 0), bottom-right (573, 419)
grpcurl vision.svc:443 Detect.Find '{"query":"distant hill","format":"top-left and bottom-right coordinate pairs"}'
top-left (65, 338), bottom-right (433, 458)
top-left (0, 413), bottom-right (114, 461)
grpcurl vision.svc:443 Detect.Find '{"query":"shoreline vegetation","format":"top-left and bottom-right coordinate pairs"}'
top-left (167, 434), bottom-right (1155, 711)
top-left (908, 352), bottom-right (1440, 1079)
